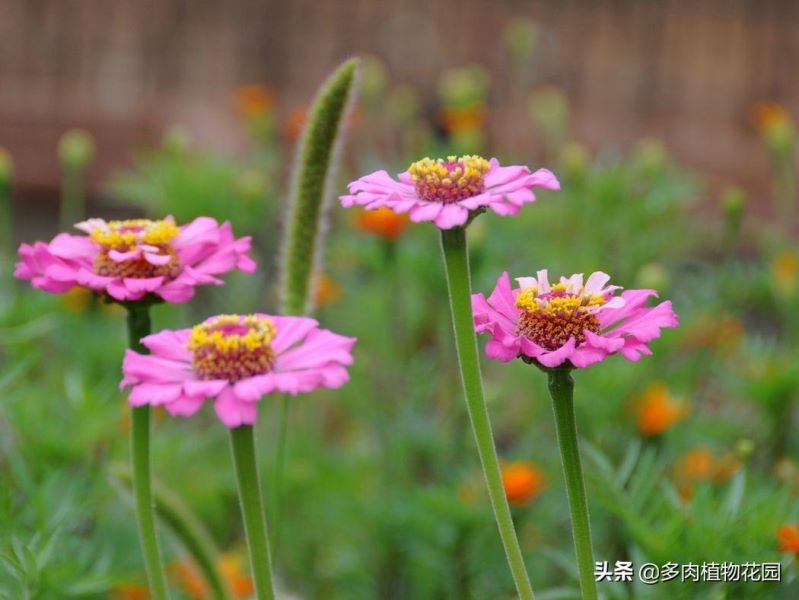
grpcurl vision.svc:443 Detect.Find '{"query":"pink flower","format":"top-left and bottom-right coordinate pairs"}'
top-left (472, 271), bottom-right (678, 369)
top-left (15, 217), bottom-right (256, 303)
top-left (340, 155), bottom-right (559, 230)
top-left (120, 314), bottom-right (356, 428)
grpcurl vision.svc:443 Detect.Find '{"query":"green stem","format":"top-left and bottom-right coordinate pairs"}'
top-left (271, 395), bottom-right (290, 550)
top-left (439, 227), bottom-right (535, 600)
top-left (109, 464), bottom-right (233, 600)
top-left (547, 369), bottom-right (597, 600)
top-left (126, 306), bottom-right (170, 599)
top-left (230, 425), bottom-right (276, 600)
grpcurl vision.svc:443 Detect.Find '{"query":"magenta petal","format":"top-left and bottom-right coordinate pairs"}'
top-left (141, 329), bottom-right (192, 360)
top-left (214, 387), bottom-right (258, 428)
top-left (536, 337), bottom-right (577, 368)
top-left (129, 383), bottom-right (183, 407)
top-left (233, 375), bottom-right (276, 402)
top-left (433, 204), bottom-right (469, 229)
top-left (270, 316), bottom-right (320, 353)
top-left (164, 395), bottom-right (206, 417)
top-left (183, 379), bottom-right (228, 398)
top-left (409, 202), bottom-right (442, 223)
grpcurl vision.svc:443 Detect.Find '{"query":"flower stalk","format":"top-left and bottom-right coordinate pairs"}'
top-left (546, 368), bottom-right (597, 600)
top-left (125, 305), bottom-right (170, 599)
top-left (230, 425), bottom-right (277, 600)
top-left (439, 226), bottom-right (535, 600)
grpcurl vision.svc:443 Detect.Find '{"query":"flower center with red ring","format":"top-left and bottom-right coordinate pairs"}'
top-left (515, 285), bottom-right (603, 350)
top-left (408, 155), bottom-right (490, 203)
top-left (88, 218), bottom-right (181, 279)
top-left (188, 315), bottom-right (277, 381)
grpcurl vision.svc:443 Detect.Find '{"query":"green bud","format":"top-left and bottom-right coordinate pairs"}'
top-left (503, 17), bottom-right (539, 62)
top-left (559, 141), bottom-right (590, 178)
top-left (736, 438), bottom-right (755, 461)
top-left (635, 263), bottom-right (670, 291)
top-left (634, 137), bottom-right (668, 174)
top-left (722, 186), bottom-right (746, 227)
top-left (58, 129), bottom-right (95, 170)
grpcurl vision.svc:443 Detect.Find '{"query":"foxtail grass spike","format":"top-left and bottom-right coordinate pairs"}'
top-left (279, 58), bottom-right (360, 316)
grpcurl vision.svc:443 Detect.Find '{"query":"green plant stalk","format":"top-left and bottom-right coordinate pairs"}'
top-left (126, 306), bottom-right (170, 599)
top-left (273, 58), bottom-right (360, 553)
top-left (109, 464), bottom-right (233, 600)
top-left (60, 166), bottom-right (86, 231)
top-left (279, 57), bottom-right (359, 316)
top-left (230, 425), bottom-right (276, 600)
top-left (439, 227), bottom-right (535, 600)
top-left (547, 368), bottom-right (597, 600)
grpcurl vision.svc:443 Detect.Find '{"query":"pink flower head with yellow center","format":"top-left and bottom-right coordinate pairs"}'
top-left (340, 155), bottom-right (559, 230)
top-left (121, 314), bottom-right (356, 428)
top-left (472, 271), bottom-right (678, 368)
top-left (15, 216), bottom-right (256, 303)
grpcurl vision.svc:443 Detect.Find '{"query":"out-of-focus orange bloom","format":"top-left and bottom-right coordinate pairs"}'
top-left (674, 448), bottom-right (740, 501)
top-left (635, 382), bottom-right (689, 437)
top-left (354, 207), bottom-right (410, 240)
top-left (772, 249), bottom-right (799, 297)
top-left (440, 105), bottom-right (488, 134)
top-left (502, 461), bottom-right (547, 506)
top-left (753, 102), bottom-right (792, 133)
top-left (778, 524), bottom-right (799, 554)
top-left (171, 552), bottom-right (254, 599)
top-left (61, 286), bottom-right (92, 313)
top-left (283, 105), bottom-right (308, 141)
top-left (680, 313), bottom-right (744, 357)
top-left (111, 583), bottom-right (149, 600)
top-left (219, 553), bottom-right (255, 597)
top-left (314, 272), bottom-right (342, 307)
top-left (235, 85), bottom-right (275, 119)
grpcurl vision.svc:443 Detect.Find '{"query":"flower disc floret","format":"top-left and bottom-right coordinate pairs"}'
top-left (408, 155), bottom-right (490, 203)
top-left (515, 283), bottom-right (607, 350)
top-left (189, 315), bottom-right (277, 381)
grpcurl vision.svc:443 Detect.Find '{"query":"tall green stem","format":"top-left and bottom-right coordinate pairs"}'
top-left (126, 306), bottom-right (170, 599)
top-left (547, 368), bottom-right (597, 600)
top-left (230, 425), bottom-right (276, 600)
top-left (439, 227), bottom-right (535, 600)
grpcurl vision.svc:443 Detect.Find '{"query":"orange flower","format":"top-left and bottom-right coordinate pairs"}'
top-left (235, 85), bottom-right (274, 119)
top-left (635, 382), bottom-right (688, 437)
top-left (171, 552), bottom-right (253, 599)
top-left (283, 105), bottom-right (308, 142)
top-left (314, 272), bottom-right (342, 307)
top-left (502, 461), bottom-right (547, 506)
top-left (439, 105), bottom-right (488, 134)
top-left (674, 448), bottom-right (740, 501)
top-left (354, 207), bottom-right (410, 240)
top-left (111, 583), bottom-right (150, 600)
top-left (778, 524), bottom-right (799, 554)
top-left (772, 249), bottom-right (799, 297)
top-left (219, 553), bottom-right (255, 597)
top-left (753, 102), bottom-right (792, 133)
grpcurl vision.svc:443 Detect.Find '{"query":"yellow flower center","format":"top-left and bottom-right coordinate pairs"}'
top-left (88, 218), bottom-right (181, 279)
top-left (90, 218), bottom-right (180, 249)
top-left (188, 315), bottom-right (277, 381)
top-left (408, 155), bottom-right (490, 203)
top-left (515, 286), bottom-right (604, 350)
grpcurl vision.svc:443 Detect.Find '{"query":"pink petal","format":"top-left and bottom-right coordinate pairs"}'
top-left (214, 387), bottom-right (259, 428)
top-left (433, 204), bottom-right (469, 229)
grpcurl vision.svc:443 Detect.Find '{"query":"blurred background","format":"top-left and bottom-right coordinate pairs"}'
top-left (2, 0), bottom-right (797, 229)
top-left (2, 1), bottom-right (799, 599)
